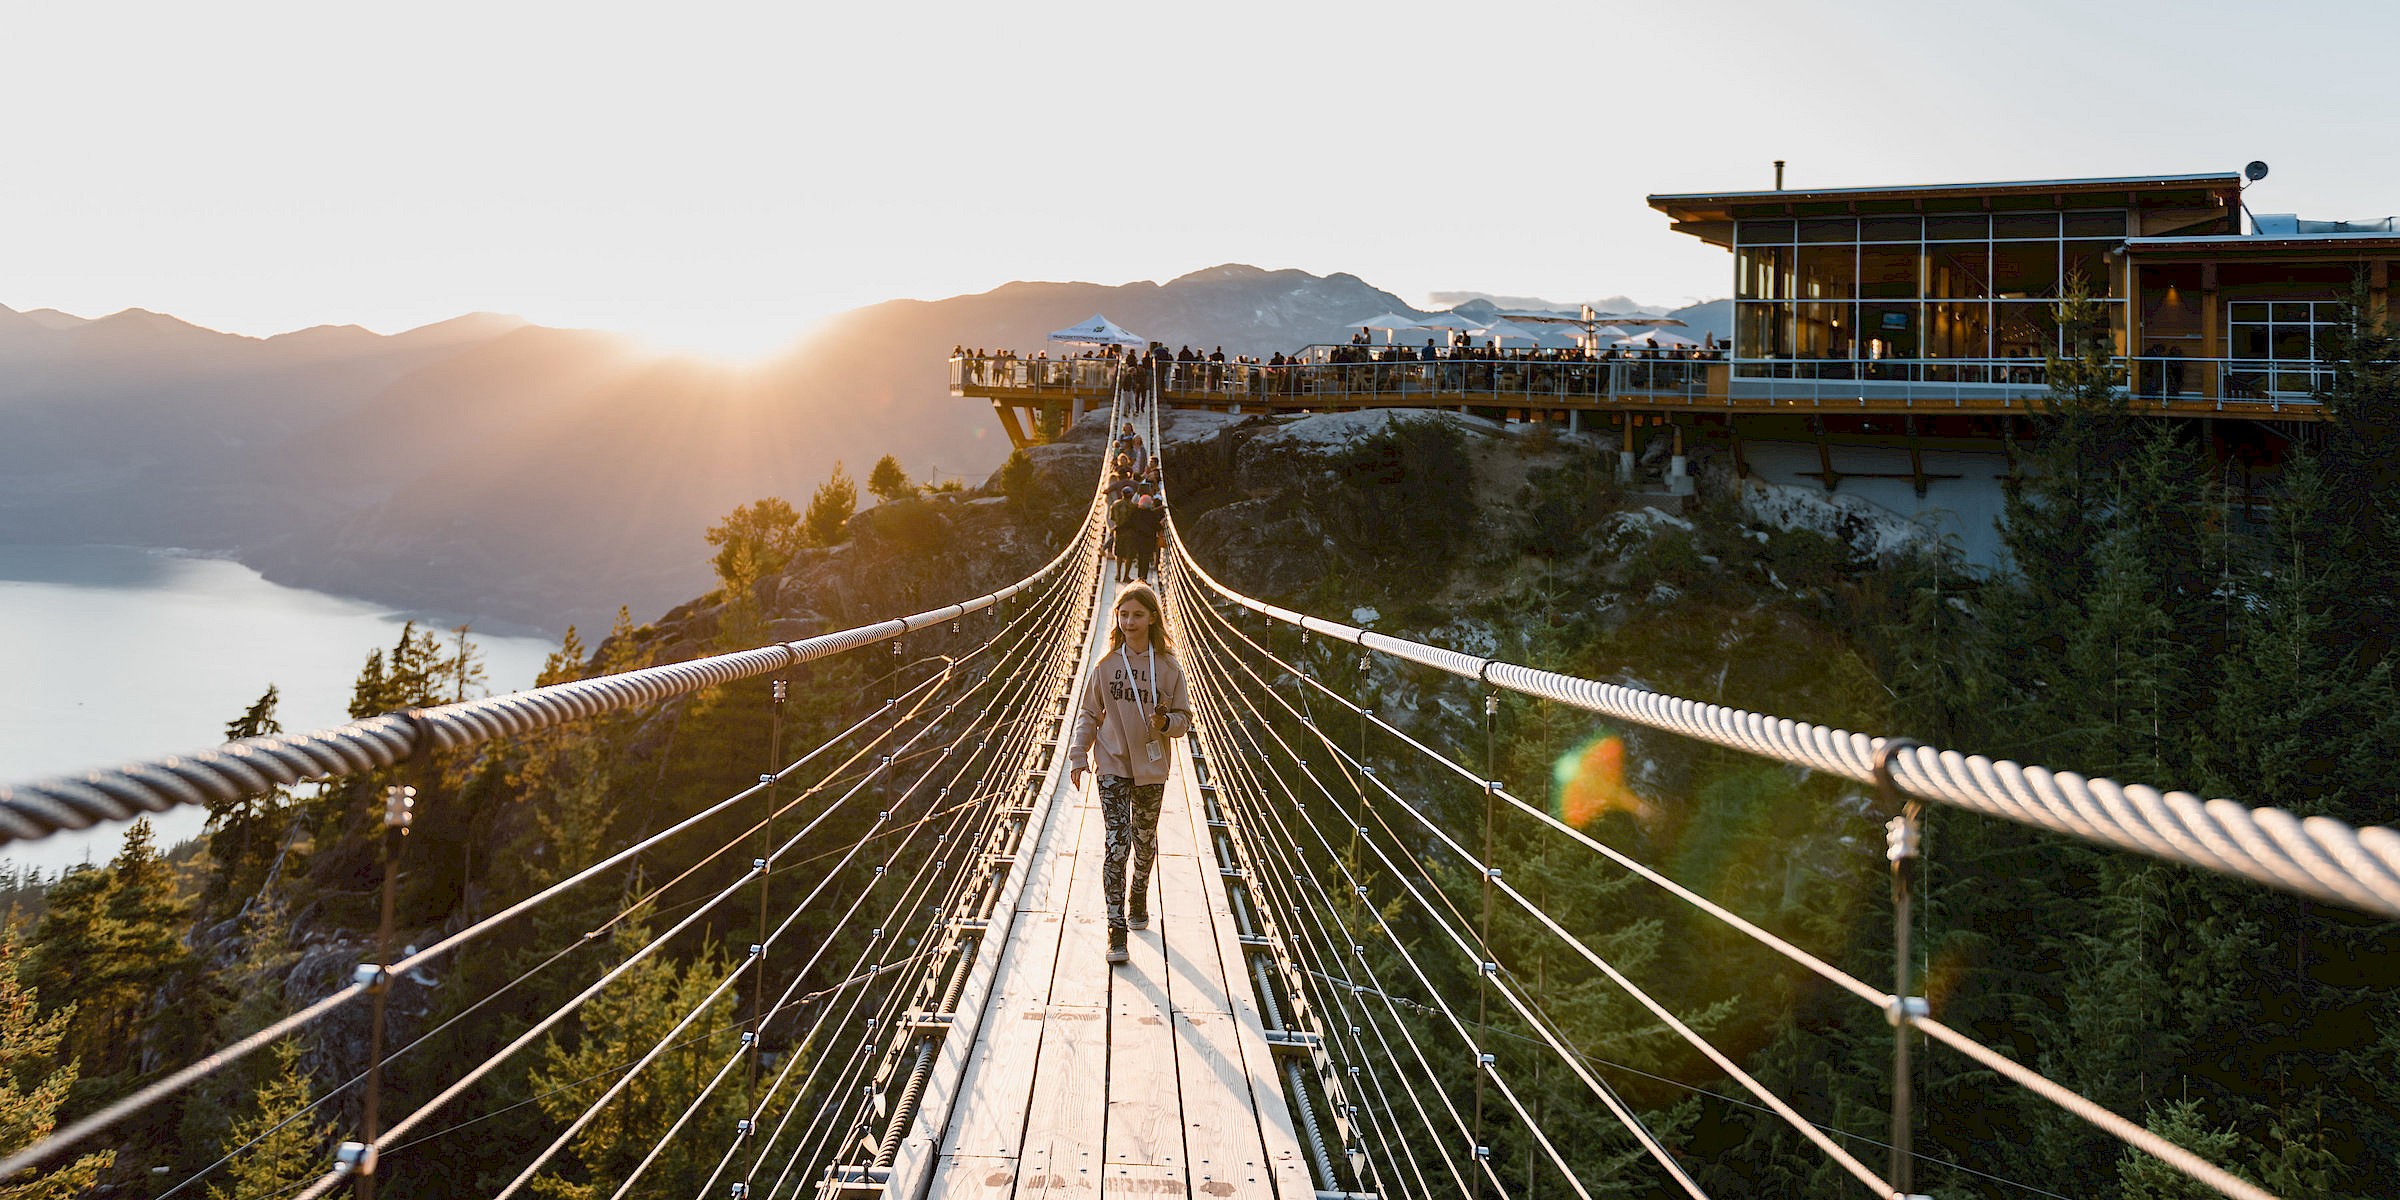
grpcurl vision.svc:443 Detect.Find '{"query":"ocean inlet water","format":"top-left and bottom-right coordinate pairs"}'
top-left (0, 545), bottom-right (560, 875)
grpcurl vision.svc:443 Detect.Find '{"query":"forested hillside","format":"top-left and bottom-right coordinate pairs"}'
top-left (6, 297), bottom-right (2397, 1197)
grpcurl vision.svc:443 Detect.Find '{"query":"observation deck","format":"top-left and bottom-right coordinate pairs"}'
top-left (952, 350), bottom-right (2323, 452)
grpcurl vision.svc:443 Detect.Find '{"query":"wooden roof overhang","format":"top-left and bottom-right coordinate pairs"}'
top-left (1649, 173), bottom-right (2245, 248)
top-left (2124, 233), bottom-right (2400, 265)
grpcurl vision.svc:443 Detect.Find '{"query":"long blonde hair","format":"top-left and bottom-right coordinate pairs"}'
top-left (1106, 580), bottom-right (1174, 656)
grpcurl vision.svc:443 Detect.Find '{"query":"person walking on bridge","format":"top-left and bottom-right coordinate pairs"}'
top-left (1069, 581), bottom-right (1192, 965)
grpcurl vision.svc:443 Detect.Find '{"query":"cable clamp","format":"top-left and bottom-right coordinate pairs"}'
top-left (772, 679), bottom-right (787, 703)
top-left (731, 1184), bottom-right (750, 1199)
top-left (1473, 1144), bottom-right (1491, 1160)
top-left (752, 858), bottom-right (767, 871)
top-left (383, 785), bottom-right (415, 829)
top-left (1885, 995), bottom-right (1928, 1027)
top-left (336, 1142), bottom-right (379, 1176)
top-left (1486, 867), bottom-right (1502, 881)
top-left (748, 943), bottom-right (763, 958)
top-left (1484, 693), bottom-right (1499, 715)
top-left (758, 773), bottom-right (775, 786)
top-left (351, 963), bottom-right (388, 992)
top-left (737, 1117), bottom-right (754, 1137)
top-left (1485, 779), bottom-right (1503, 795)
top-left (1480, 961), bottom-right (1497, 977)
top-left (1886, 814), bottom-right (1920, 863)
top-left (1476, 1052), bottom-right (1495, 1066)
top-left (741, 1031), bottom-right (756, 1047)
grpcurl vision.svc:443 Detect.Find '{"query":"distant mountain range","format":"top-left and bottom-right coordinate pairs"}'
top-left (0, 269), bottom-right (1728, 634)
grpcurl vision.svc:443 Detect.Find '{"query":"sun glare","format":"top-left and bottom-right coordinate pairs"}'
top-left (620, 318), bottom-right (821, 367)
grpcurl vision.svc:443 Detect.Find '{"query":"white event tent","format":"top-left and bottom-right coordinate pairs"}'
top-left (1048, 314), bottom-right (1148, 348)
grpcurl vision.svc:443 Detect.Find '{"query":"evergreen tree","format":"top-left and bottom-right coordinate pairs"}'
top-left (448, 623), bottom-right (490, 703)
top-left (999, 449), bottom-right (1038, 510)
top-left (207, 686), bottom-right (294, 903)
top-left (206, 1039), bottom-right (332, 1200)
top-left (525, 921), bottom-right (744, 1200)
top-left (22, 820), bottom-right (192, 1098)
top-left (0, 934), bottom-right (111, 1200)
top-left (705, 498), bottom-right (806, 591)
top-left (538, 625), bottom-right (589, 689)
top-left (867, 455), bottom-right (912, 503)
top-left (803, 464), bottom-right (858, 547)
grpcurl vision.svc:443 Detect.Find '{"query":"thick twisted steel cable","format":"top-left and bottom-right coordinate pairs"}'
top-left (1164, 518), bottom-right (2400, 919)
top-left (724, 585), bottom-right (1089, 1194)
top-left (765, 576), bottom-right (1103, 1200)
top-left (6, 512), bottom-right (1102, 1187)
top-left (1177, 602), bottom-right (1706, 1200)
top-left (1174, 540), bottom-right (2281, 1200)
top-left (1174, 580), bottom-right (1711, 1198)
top-left (365, 653), bottom-right (995, 1168)
top-left (740, 556), bottom-right (1100, 1195)
top-left (0, 501), bottom-right (1097, 847)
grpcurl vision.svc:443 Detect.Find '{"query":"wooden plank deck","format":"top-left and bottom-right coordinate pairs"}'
top-left (922, 580), bottom-right (1315, 1200)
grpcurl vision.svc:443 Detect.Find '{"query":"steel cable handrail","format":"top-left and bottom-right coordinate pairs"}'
top-left (1163, 522), bottom-right (2400, 920)
top-left (1179, 557), bottom-right (2282, 1200)
top-left (1174, 586), bottom-right (1714, 1198)
top-left (0, 499), bottom-right (1099, 847)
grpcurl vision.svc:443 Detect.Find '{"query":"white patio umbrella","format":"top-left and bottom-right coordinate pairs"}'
top-left (1477, 319), bottom-right (1547, 347)
top-left (1047, 314), bottom-right (1148, 348)
top-left (1614, 328), bottom-right (1701, 348)
top-left (1344, 312), bottom-right (1434, 343)
top-left (1415, 311), bottom-right (1483, 331)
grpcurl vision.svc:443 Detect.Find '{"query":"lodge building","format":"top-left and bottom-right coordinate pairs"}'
top-left (953, 170), bottom-right (2397, 518)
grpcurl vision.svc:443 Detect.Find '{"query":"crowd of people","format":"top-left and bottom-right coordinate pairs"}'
top-left (954, 333), bottom-right (1727, 400)
top-left (1104, 422), bottom-right (1165, 583)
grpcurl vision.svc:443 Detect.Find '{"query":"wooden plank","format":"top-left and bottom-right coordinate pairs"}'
top-left (1155, 785), bottom-right (1238, 1019)
top-left (1101, 1162), bottom-right (1189, 1199)
top-left (1105, 911), bottom-right (1182, 1176)
top-left (1175, 1012), bottom-right (1275, 1199)
top-left (1019, 1005), bottom-right (1109, 1198)
top-left (929, 1153), bottom-right (1025, 1200)
top-left (1017, 775), bottom-right (1090, 918)
top-left (1049, 796), bottom-right (1111, 1009)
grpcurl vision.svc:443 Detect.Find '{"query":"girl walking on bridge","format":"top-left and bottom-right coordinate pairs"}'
top-left (1069, 581), bottom-right (1192, 965)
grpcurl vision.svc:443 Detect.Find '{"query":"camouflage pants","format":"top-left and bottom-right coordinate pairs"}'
top-left (1097, 774), bottom-right (1165, 931)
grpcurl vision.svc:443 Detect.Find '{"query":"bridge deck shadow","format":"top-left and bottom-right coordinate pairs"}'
top-left (926, 571), bottom-right (1313, 1200)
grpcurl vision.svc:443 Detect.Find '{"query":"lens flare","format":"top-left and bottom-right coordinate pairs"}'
top-left (1551, 729), bottom-right (1652, 828)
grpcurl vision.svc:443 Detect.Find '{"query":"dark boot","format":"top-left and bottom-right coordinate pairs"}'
top-left (1127, 893), bottom-right (1149, 931)
top-left (1107, 927), bottom-right (1129, 965)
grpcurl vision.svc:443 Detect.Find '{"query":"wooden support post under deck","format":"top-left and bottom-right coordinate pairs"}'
top-left (994, 402), bottom-right (1032, 451)
top-left (1812, 416), bottom-right (1840, 492)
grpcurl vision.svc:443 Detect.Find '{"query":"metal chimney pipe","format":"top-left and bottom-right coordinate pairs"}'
top-left (1774, 160), bottom-right (1786, 190)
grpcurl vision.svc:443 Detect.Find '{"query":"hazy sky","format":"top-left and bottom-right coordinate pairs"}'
top-left (6, 1), bottom-right (2397, 360)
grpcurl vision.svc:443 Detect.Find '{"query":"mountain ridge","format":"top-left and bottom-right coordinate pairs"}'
top-left (1, 270), bottom-right (1730, 632)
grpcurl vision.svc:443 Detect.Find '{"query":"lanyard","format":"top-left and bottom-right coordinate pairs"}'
top-left (1116, 643), bottom-right (1156, 715)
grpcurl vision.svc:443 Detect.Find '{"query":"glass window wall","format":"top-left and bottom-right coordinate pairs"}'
top-left (1727, 212), bottom-right (2127, 375)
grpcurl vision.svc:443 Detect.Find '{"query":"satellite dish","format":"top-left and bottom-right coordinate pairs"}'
top-left (2245, 160), bottom-right (2270, 182)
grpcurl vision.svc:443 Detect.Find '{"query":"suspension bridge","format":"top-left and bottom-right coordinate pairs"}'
top-left (0, 391), bottom-right (2395, 1200)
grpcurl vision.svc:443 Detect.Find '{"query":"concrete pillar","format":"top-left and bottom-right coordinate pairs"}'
top-left (1071, 396), bottom-right (1085, 427)
top-left (1567, 409), bottom-right (1581, 435)
top-left (1666, 424), bottom-right (1693, 495)
top-left (1619, 417), bottom-right (1637, 482)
